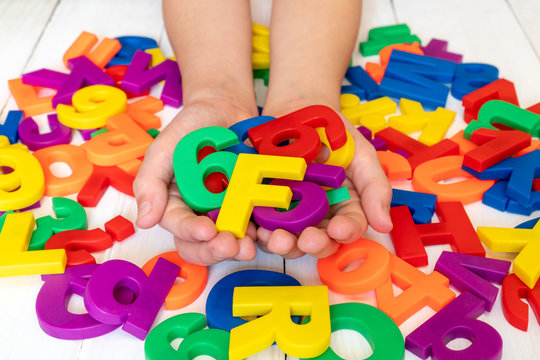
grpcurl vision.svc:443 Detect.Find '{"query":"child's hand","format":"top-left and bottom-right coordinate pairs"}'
top-left (256, 104), bottom-right (393, 259)
top-left (133, 98), bottom-right (260, 265)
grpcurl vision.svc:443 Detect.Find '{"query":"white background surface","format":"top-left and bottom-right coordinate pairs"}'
top-left (0, 0), bottom-right (539, 359)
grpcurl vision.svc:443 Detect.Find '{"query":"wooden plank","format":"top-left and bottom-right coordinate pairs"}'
top-left (0, 0), bottom-right (58, 111)
top-left (508, 0), bottom-right (540, 60)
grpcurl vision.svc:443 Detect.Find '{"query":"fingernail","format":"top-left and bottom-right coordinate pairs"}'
top-left (138, 201), bottom-right (152, 219)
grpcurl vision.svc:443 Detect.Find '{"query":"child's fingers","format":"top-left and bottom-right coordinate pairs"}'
top-left (133, 132), bottom-right (177, 229)
top-left (297, 227), bottom-right (339, 258)
top-left (157, 182), bottom-right (217, 241)
top-left (359, 180), bottom-right (393, 232)
top-left (234, 235), bottom-right (258, 261)
top-left (346, 131), bottom-right (393, 233)
top-left (160, 195), bottom-right (218, 242)
top-left (175, 230), bottom-right (257, 265)
top-left (174, 231), bottom-right (240, 265)
top-left (267, 228), bottom-right (298, 255)
top-left (232, 222), bottom-right (258, 261)
top-left (255, 227), bottom-right (273, 253)
top-left (326, 181), bottom-right (367, 243)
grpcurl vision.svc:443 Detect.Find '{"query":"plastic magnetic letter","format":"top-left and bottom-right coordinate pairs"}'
top-left (377, 151), bottom-right (412, 180)
top-left (121, 50), bottom-right (182, 107)
top-left (317, 237), bottom-right (392, 295)
top-left (463, 128), bottom-right (531, 172)
top-left (462, 78), bottom-right (519, 123)
top-left (451, 63), bottom-right (499, 100)
top-left (0, 212), bottom-right (67, 277)
top-left (142, 251), bottom-right (208, 310)
top-left (21, 68), bottom-right (68, 89)
top-left (504, 149), bottom-right (540, 204)
top-left (18, 113), bottom-right (72, 151)
top-left (390, 188), bottom-right (436, 224)
top-left (206, 269), bottom-right (301, 332)
top-left (84, 258), bottom-right (180, 340)
top-left (0, 146), bottom-right (45, 211)
top-left (252, 163), bottom-right (342, 232)
top-left (345, 66), bottom-right (383, 100)
top-left (63, 31), bottom-right (121, 69)
top-left (1, 110), bottom-right (23, 144)
top-left (501, 273), bottom-right (540, 331)
top-left (481, 180), bottom-right (511, 211)
top-left (375, 254), bottom-right (455, 325)
top-left (365, 42), bottom-right (424, 83)
top-left (387, 98), bottom-right (455, 146)
top-left (108, 36), bottom-right (158, 66)
top-left (225, 115), bottom-right (275, 154)
top-left (389, 202), bottom-right (485, 267)
top-left (316, 127), bottom-right (355, 168)
top-left (216, 153), bottom-right (307, 238)
top-left (341, 96), bottom-right (395, 129)
top-left (301, 303), bottom-right (405, 360)
top-left (435, 251), bottom-right (511, 311)
top-left (230, 286), bottom-right (330, 359)
top-left (77, 165), bottom-right (135, 207)
top-left (374, 127), bottom-right (459, 170)
top-left (360, 24), bottom-right (421, 56)
top-left (0, 210), bottom-right (14, 231)
top-left (405, 292), bottom-right (502, 360)
top-left (477, 220), bottom-right (540, 289)
top-left (52, 56), bottom-right (115, 107)
top-left (29, 197), bottom-right (87, 251)
top-left (252, 178), bottom-right (329, 233)
top-left (145, 47), bottom-right (176, 67)
top-left (465, 100), bottom-right (540, 139)
top-left (252, 34), bottom-right (269, 54)
top-left (248, 105), bottom-right (348, 163)
top-left (173, 126), bottom-right (238, 212)
top-left (412, 155), bottom-right (495, 204)
top-left (7, 78), bottom-right (55, 117)
top-left (125, 96), bottom-right (163, 130)
top-left (421, 38), bottom-right (463, 63)
top-left (104, 215), bottom-right (134, 242)
top-left (33, 144), bottom-right (93, 197)
top-left (196, 146), bottom-right (229, 194)
top-left (57, 85), bottom-right (127, 129)
top-left (450, 130), bottom-right (478, 154)
top-left (326, 187), bottom-right (351, 206)
top-left (45, 228), bottom-right (113, 267)
top-left (36, 263), bottom-right (120, 339)
top-left (301, 162), bottom-right (347, 190)
top-left (105, 64), bottom-right (150, 98)
top-left (379, 50), bottom-right (456, 108)
top-left (357, 126), bottom-right (387, 150)
top-left (145, 312), bottom-right (229, 360)
top-left (81, 113), bottom-right (153, 166)
top-left (253, 68), bottom-right (269, 86)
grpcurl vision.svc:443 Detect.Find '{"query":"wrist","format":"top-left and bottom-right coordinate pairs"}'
top-left (262, 88), bottom-right (341, 118)
top-left (182, 84), bottom-right (259, 126)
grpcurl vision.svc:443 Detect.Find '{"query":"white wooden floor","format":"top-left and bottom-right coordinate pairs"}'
top-left (1, 0), bottom-right (539, 359)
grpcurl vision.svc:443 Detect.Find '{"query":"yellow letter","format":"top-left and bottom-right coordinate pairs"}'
top-left (0, 212), bottom-right (66, 277)
top-left (387, 98), bottom-right (455, 146)
top-left (0, 146), bottom-right (44, 211)
top-left (478, 221), bottom-right (540, 289)
top-left (230, 286), bottom-right (330, 359)
top-left (216, 154), bottom-right (307, 238)
top-left (57, 84), bottom-right (127, 129)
